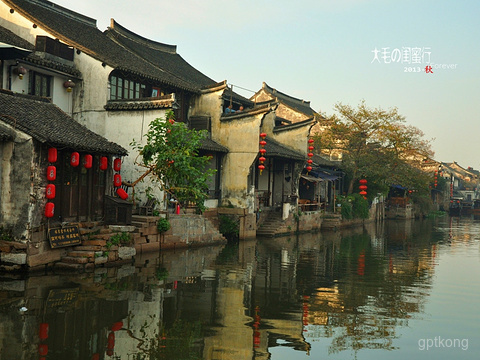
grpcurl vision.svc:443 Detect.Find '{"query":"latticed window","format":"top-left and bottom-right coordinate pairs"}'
top-left (109, 73), bottom-right (147, 100)
top-left (29, 71), bottom-right (51, 97)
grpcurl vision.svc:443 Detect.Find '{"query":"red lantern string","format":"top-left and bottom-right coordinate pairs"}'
top-left (306, 138), bottom-right (314, 173)
top-left (259, 133), bottom-right (267, 175)
top-left (359, 179), bottom-right (367, 199)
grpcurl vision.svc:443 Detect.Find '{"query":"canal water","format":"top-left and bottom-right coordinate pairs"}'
top-left (0, 216), bottom-right (479, 359)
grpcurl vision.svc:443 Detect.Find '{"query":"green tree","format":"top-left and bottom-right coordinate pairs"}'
top-left (131, 111), bottom-right (216, 212)
top-left (316, 101), bottom-right (434, 196)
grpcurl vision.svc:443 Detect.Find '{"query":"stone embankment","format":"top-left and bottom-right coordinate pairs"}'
top-left (53, 214), bottom-right (226, 272)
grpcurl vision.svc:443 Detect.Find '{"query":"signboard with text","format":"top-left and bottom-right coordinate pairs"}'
top-left (48, 225), bottom-right (81, 248)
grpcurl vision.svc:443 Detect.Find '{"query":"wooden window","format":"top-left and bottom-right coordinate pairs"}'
top-left (189, 116), bottom-right (210, 132)
top-left (109, 72), bottom-right (149, 100)
top-left (29, 71), bottom-right (51, 97)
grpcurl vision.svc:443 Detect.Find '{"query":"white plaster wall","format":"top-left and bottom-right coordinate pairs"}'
top-left (72, 53), bottom-right (111, 136)
top-left (273, 126), bottom-right (311, 155)
top-left (50, 76), bottom-right (74, 114)
top-left (276, 103), bottom-right (310, 123)
top-left (0, 3), bottom-right (51, 44)
top-left (105, 109), bottom-right (169, 205)
top-left (6, 65), bottom-right (74, 113)
top-left (0, 7), bottom-right (75, 114)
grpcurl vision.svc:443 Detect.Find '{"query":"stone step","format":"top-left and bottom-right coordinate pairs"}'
top-left (61, 256), bottom-right (90, 264)
top-left (132, 215), bottom-right (160, 224)
top-left (73, 245), bottom-right (102, 251)
top-left (88, 233), bottom-right (115, 241)
top-left (81, 239), bottom-right (108, 247)
top-left (131, 221), bottom-right (145, 228)
top-left (67, 250), bottom-right (95, 258)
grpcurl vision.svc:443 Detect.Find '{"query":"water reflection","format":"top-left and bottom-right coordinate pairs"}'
top-left (1, 217), bottom-right (479, 359)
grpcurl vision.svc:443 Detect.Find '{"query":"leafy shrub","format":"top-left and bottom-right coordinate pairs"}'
top-left (219, 215), bottom-right (239, 241)
top-left (350, 193), bottom-right (369, 219)
top-left (157, 217), bottom-right (171, 233)
top-left (108, 232), bottom-right (131, 249)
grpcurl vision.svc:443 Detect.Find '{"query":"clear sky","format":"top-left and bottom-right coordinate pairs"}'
top-left (53, 0), bottom-right (480, 169)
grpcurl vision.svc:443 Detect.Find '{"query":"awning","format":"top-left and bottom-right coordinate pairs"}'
top-left (0, 42), bottom-right (32, 60)
top-left (310, 170), bottom-right (339, 181)
top-left (301, 174), bottom-right (323, 183)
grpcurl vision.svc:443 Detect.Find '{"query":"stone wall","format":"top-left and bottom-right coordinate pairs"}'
top-left (297, 211), bottom-right (323, 232)
top-left (134, 214), bottom-right (226, 254)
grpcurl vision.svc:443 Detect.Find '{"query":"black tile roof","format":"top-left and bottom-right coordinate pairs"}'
top-left (273, 117), bottom-right (316, 133)
top-left (106, 21), bottom-right (215, 89)
top-left (256, 82), bottom-right (319, 118)
top-left (104, 95), bottom-right (176, 111)
top-left (312, 154), bottom-right (339, 168)
top-left (221, 85), bottom-right (254, 106)
top-left (0, 90), bottom-right (127, 155)
top-left (4, 0), bottom-right (209, 92)
top-left (0, 123), bottom-right (14, 141)
top-left (0, 24), bottom-right (34, 51)
top-left (264, 136), bottom-right (306, 161)
top-left (199, 137), bottom-right (228, 153)
top-left (23, 54), bottom-right (82, 78)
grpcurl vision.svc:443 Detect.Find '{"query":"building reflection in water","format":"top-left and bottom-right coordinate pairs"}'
top-left (0, 219), bottom-right (441, 359)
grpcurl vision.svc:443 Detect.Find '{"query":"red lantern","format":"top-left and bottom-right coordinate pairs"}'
top-left (307, 159), bottom-right (313, 164)
top-left (70, 152), bottom-right (80, 167)
top-left (111, 321), bottom-right (123, 332)
top-left (359, 185), bottom-right (367, 191)
top-left (114, 174), bottom-right (122, 187)
top-left (259, 140), bottom-right (267, 147)
top-left (38, 344), bottom-right (48, 356)
top-left (359, 179), bottom-right (367, 185)
top-left (45, 202), bottom-right (54, 218)
top-left (258, 164), bottom-right (265, 175)
top-left (116, 187), bottom-right (128, 200)
top-left (100, 156), bottom-right (108, 170)
top-left (113, 158), bottom-right (122, 172)
top-left (48, 147), bottom-right (57, 163)
top-left (39, 323), bottom-right (49, 340)
top-left (46, 166), bottom-right (56, 181)
top-left (359, 190), bottom-right (367, 196)
top-left (260, 132), bottom-right (267, 139)
top-left (63, 79), bottom-right (75, 92)
top-left (91, 355), bottom-right (100, 360)
top-left (308, 139), bottom-right (314, 144)
top-left (306, 166), bottom-right (312, 172)
top-left (259, 156), bottom-right (266, 163)
top-left (107, 331), bottom-right (115, 350)
top-left (83, 154), bottom-right (93, 169)
top-left (308, 152), bottom-right (313, 158)
top-left (308, 146), bottom-right (314, 151)
top-left (46, 184), bottom-right (56, 199)
top-left (259, 148), bottom-right (266, 155)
